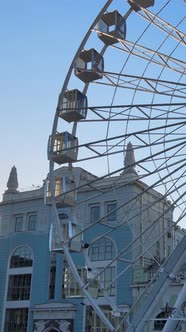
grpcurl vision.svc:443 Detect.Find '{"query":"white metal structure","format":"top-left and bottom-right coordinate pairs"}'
top-left (126, 234), bottom-right (186, 332)
top-left (47, 0), bottom-right (186, 331)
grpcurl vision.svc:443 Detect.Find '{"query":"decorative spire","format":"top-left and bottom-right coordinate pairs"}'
top-left (5, 166), bottom-right (19, 193)
top-left (123, 142), bottom-right (137, 175)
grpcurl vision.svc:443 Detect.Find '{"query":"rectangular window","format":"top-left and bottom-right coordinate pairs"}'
top-left (15, 215), bottom-right (23, 232)
top-left (98, 267), bottom-right (116, 296)
top-left (4, 308), bottom-right (28, 332)
top-left (7, 274), bottom-right (31, 301)
top-left (106, 202), bottom-right (117, 224)
top-left (28, 214), bottom-right (37, 231)
top-left (90, 205), bottom-right (100, 223)
top-left (64, 267), bottom-right (85, 297)
top-left (48, 253), bottom-right (56, 300)
top-left (49, 266), bottom-right (56, 299)
top-left (86, 306), bottom-right (124, 332)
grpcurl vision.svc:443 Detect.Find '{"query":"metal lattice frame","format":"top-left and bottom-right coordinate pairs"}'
top-left (47, 0), bottom-right (186, 331)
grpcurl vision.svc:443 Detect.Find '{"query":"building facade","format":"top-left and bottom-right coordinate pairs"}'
top-left (0, 158), bottom-right (185, 331)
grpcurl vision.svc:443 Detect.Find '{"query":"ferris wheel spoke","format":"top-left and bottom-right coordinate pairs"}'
top-left (112, 40), bottom-right (185, 74)
top-left (75, 119), bottom-right (186, 154)
top-left (96, 72), bottom-right (186, 98)
top-left (67, 164), bottom-right (186, 247)
top-left (86, 102), bottom-right (186, 122)
top-left (137, 7), bottom-right (186, 46)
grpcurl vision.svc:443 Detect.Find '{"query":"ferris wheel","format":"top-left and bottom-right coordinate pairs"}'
top-left (46, 0), bottom-right (186, 331)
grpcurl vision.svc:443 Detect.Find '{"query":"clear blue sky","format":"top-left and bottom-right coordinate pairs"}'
top-left (0, 0), bottom-right (185, 201)
top-left (0, 1), bottom-right (106, 198)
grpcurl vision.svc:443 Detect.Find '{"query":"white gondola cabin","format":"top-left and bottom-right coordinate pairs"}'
top-left (74, 49), bottom-right (104, 83)
top-left (48, 131), bottom-right (78, 164)
top-left (49, 221), bottom-right (82, 252)
top-left (97, 10), bottom-right (126, 45)
top-left (128, 0), bottom-right (154, 11)
top-left (58, 89), bottom-right (88, 123)
top-left (45, 176), bottom-right (75, 208)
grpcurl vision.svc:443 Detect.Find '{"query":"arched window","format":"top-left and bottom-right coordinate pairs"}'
top-left (5, 246), bottom-right (33, 331)
top-left (89, 237), bottom-right (116, 261)
top-left (10, 246), bottom-right (33, 268)
top-left (154, 312), bottom-right (167, 330)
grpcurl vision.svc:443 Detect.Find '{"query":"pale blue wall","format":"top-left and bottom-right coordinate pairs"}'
top-left (0, 178), bottom-right (136, 331)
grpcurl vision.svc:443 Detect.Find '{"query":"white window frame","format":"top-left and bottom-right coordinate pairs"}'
top-left (4, 307), bottom-right (28, 332)
top-left (89, 237), bottom-right (117, 298)
top-left (28, 213), bottom-right (37, 231)
top-left (87, 305), bottom-right (125, 332)
top-left (63, 267), bottom-right (85, 297)
top-left (105, 201), bottom-right (117, 224)
top-left (15, 215), bottom-right (24, 232)
top-left (3, 246), bottom-right (33, 332)
top-left (89, 204), bottom-right (101, 224)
